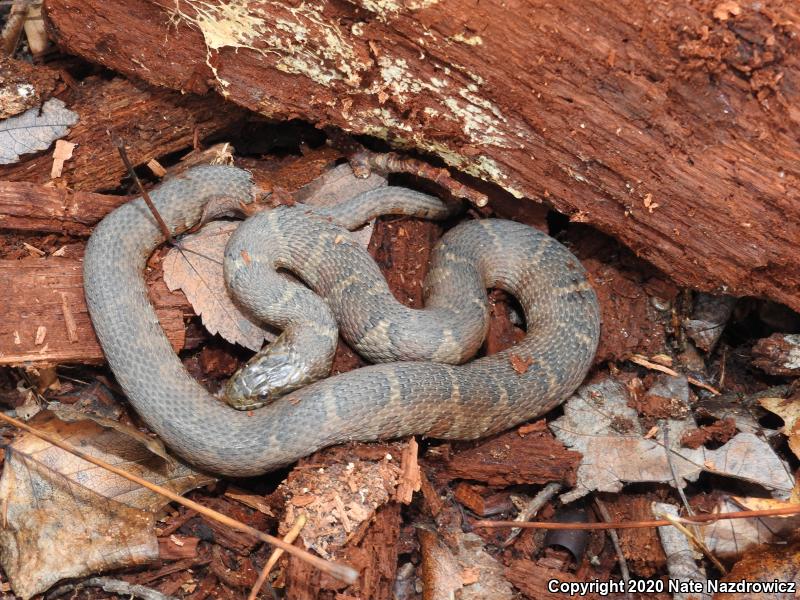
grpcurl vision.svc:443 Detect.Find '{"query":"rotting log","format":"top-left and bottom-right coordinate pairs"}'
top-left (41, 0), bottom-right (800, 311)
top-left (0, 258), bottom-right (187, 365)
top-left (0, 181), bottom-right (127, 234)
top-left (0, 76), bottom-right (246, 191)
top-left (0, 57), bottom-right (59, 119)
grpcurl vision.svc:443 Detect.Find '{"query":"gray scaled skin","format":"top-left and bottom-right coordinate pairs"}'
top-left (83, 165), bottom-right (601, 477)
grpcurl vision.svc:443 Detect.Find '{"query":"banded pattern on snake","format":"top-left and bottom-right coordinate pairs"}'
top-left (83, 166), bottom-right (600, 476)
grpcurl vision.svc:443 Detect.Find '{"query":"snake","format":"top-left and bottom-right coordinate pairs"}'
top-left (83, 165), bottom-right (600, 477)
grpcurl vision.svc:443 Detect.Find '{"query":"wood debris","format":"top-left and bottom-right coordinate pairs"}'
top-left (2, 11), bottom-right (800, 597)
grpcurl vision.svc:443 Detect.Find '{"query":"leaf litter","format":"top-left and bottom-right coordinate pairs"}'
top-left (550, 375), bottom-right (795, 503)
top-left (0, 411), bottom-right (212, 599)
top-left (0, 98), bottom-right (78, 165)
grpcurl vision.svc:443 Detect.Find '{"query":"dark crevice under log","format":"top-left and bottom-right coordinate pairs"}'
top-left (41, 0), bottom-right (800, 312)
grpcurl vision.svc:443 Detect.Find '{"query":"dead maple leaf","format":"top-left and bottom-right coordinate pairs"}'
top-left (163, 220), bottom-right (276, 351)
top-left (702, 497), bottom-right (800, 559)
top-left (551, 376), bottom-right (795, 503)
top-left (0, 98), bottom-right (78, 164)
top-left (0, 411), bottom-right (213, 599)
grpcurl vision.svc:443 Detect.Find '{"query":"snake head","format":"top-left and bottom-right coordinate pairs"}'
top-left (222, 346), bottom-right (308, 411)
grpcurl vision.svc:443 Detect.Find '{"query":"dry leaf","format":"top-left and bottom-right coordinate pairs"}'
top-left (49, 402), bottom-right (173, 463)
top-left (163, 220), bottom-right (276, 351)
top-left (759, 396), bottom-right (800, 459)
top-left (0, 411), bottom-right (213, 599)
top-left (551, 377), bottom-right (795, 503)
top-left (702, 497), bottom-right (800, 559)
top-left (0, 98), bottom-right (78, 165)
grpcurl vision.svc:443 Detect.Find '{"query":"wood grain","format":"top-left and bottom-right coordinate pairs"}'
top-left (0, 258), bottom-right (186, 365)
top-left (41, 0), bottom-right (800, 311)
top-left (0, 181), bottom-right (127, 234)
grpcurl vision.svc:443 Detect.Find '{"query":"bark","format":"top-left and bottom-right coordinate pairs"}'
top-left (0, 57), bottom-right (59, 119)
top-left (0, 258), bottom-right (187, 364)
top-left (0, 181), bottom-right (127, 234)
top-left (441, 421), bottom-right (581, 487)
top-left (41, 0), bottom-right (800, 311)
top-left (0, 76), bottom-right (246, 191)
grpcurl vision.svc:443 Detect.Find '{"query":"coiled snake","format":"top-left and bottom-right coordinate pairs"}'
top-left (84, 166), bottom-right (600, 476)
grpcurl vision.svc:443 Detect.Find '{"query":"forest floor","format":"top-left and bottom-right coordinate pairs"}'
top-left (1, 4), bottom-right (799, 600)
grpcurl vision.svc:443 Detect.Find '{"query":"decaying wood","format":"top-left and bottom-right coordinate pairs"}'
top-left (599, 494), bottom-right (667, 578)
top-left (504, 559), bottom-right (597, 600)
top-left (0, 57), bottom-right (59, 119)
top-left (0, 181), bottom-right (126, 234)
top-left (441, 421), bottom-right (581, 487)
top-left (367, 217), bottom-right (441, 309)
top-left (0, 75), bottom-right (246, 191)
top-left (751, 333), bottom-right (800, 376)
top-left (42, 0), bottom-right (800, 311)
top-left (285, 504), bottom-right (402, 600)
top-left (0, 258), bottom-right (187, 365)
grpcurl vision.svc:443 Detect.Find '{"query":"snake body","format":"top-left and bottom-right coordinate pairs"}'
top-left (84, 166), bottom-right (600, 476)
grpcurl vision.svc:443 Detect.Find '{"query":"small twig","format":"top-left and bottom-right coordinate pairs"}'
top-left (661, 420), bottom-right (695, 520)
top-left (0, 0), bottom-right (29, 56)
top-left (686, 376), bottom-right (720, 396)
top-left (349, 149), bottom-right (488, 207)
top-left (114, 137), bottom-right (175, 245)
top-left (629, 354), bottom-right (679, 376)
top-left (594, 497), bottom-right (632, 599)
top-left (472, 503), bottom-right (800, 529)
top-left (47, 576), bottom-right (176, 600)
top-left (628, 354), bottom-right (720, 395)
top-left (0, 412), bottom-right (358, 584)
top-left (656, 510), bottom-right (726, 575)
top-left (501, 482), bottom-right (560, 547)
top-left (248, 514), bottom-right (307, 600)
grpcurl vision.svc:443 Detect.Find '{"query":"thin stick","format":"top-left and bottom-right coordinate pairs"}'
top-left (500, 482), bottom-right (560, 547)
top-left (47, 577), bottom-right (175, 600)
top-left (658, 510), bottom-right (726, 575)
top-left (248, 514), bottom-right (307, 600)
top-left (472, 504), bottom-right (800, 530)
top-left (113, 137), bottom-right (175, 246)
top-left (349, 149), bottom-right (489, 208)
top-left (0, 412), bottom-right (357, 584)
top-left (594, 498), bottom-right (632, 599)
top-left (661, 420), bottom-right (696, 521)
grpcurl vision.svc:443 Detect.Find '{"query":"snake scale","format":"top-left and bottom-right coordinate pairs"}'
top-left (84, 166), bottom-right (600, 476)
